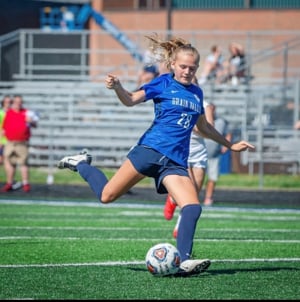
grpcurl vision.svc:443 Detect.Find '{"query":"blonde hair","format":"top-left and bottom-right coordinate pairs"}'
top-left (145, 34), bottom-right (200, 70)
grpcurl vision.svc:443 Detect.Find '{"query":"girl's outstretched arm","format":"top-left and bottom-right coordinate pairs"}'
top-left (196, 114), bottom-right (255, 152)
top-left (105, 74), bottom-right (146, 107)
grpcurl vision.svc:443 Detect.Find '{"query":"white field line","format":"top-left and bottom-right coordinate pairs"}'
top-left (1, 199), bottom-right (300, 214)
top-left (1, 258), bottom-right (300, 269)
top-left (0, 236), bottom-right (299, 243)
top-left (1, 213), bottom-right (299, 221)
top-left (0, 226), bottom-right (299, 233)
top-left (1, 207), bottom-right (300, 220)
top-left (1, 217), bottom-right (299, 223)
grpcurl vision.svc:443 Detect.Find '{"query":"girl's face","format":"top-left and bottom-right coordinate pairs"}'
top-left (171, 51), bottom-right (199, 86)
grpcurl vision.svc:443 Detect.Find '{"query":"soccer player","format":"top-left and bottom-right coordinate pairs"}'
top-left (164, 99), bottom-right (214, 238)
top-left (58, 34), bottom-right (255, 276)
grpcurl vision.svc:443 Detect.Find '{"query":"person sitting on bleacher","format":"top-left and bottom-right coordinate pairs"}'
top-left (198, 45), bottom-right (225, 85)
top-left (222, 42), bottom-right (248, 85)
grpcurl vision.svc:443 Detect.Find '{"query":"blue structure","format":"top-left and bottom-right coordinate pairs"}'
top-left (40, 5), bottom-right (82, 30)
top-left (40, 4), bottom-right (143, 63)
top-left (220, 150), bottom-right (231, 174)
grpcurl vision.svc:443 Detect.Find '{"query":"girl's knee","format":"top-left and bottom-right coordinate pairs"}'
top-left (100, 189), bottom-right (117, 203)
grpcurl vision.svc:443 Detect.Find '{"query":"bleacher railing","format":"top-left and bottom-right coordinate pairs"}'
top-left (1, 29), bottom-right (300, 84)
top-left (0, 29), bottom-right (300, 185)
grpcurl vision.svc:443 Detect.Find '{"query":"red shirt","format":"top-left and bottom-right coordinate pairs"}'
top-left (3, 108), bottom-right (31, 141)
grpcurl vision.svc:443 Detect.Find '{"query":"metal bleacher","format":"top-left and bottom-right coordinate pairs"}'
top-left (1, 29), bottom-right (300, 176)
top-left (1, 78), bottom-right (299, 176)
top-left (0, 80), bottom-right (153, 168)
top-left (204, 82), bottom-right (300, 175)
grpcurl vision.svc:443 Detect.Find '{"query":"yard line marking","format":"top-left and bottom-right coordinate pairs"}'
top-left (1, 208), bottom-right (299, 219)
top-left (213, 258), bottom-right (300, 263)
top-left (1, 258), bottom-right (300, 268)
top-left (0, 226), bottom-right (299, 233)
top-left (203, 214), bottom-right (300, 221)
top-left (1, 199), bottom-right (300, 214)
top-left (0, 236), bottom-right (299, 243)
top-left (1, 214), bottom-right (299, 222)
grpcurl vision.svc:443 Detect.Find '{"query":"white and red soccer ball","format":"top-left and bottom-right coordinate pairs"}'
top-left (145, 242), bottom-right (181, 276)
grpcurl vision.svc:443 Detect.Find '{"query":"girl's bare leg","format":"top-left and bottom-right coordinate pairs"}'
top-left (162, 174), bottom-right (199, 208)
top-left (101, 159), bottom-right (145, 203)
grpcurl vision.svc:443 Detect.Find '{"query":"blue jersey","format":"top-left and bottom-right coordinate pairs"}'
top-left (138, 73), bottom-right (204, 168)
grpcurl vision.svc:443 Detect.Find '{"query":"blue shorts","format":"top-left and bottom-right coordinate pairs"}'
top-left (127, 144), bottom-right (189, 194)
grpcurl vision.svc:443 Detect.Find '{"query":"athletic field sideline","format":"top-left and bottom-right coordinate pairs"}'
top-left (0, 198), bottom-right (299, 300)
top-left (0, 183), bottom-right (300, 208)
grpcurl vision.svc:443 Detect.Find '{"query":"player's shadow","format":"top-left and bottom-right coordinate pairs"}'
top-left (127, 266), bottom-right (299, 278)
top-left (207, 266), bottom-right (300, 276)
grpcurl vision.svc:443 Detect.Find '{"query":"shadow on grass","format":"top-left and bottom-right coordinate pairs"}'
top-left (127, 265), bottom-right (299, 278)
top-left (207, 266), bottom-right (300, 276)
top-left (128, 266), bottom-right (211, 278)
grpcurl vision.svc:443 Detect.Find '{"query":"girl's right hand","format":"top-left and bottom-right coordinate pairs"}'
top-left (105, 74), bottom-right (120, 90)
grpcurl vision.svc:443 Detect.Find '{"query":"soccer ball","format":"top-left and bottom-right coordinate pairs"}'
top-left (145, 242), bottom-right (181, 276)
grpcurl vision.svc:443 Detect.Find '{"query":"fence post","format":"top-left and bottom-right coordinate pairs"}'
top-left (282, 43), bottom-right (288, 103)
top-left (257, 94), bottom-right (264, 188)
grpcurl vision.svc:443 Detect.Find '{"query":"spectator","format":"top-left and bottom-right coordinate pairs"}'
top-left (222, 42), bottom-right (247, 85)
top-left (60, 6), bottom-right (75, 31)
top-left (269, 100), bottom-right (299, 128)
top-left (204, 104), bottom-right (232, 206)
top-left (198, 45), bottom-right (225, 85)
top-left (0, 95), bottom-right (39, 193)
top-left (0, 95), bottom-right (12, 165)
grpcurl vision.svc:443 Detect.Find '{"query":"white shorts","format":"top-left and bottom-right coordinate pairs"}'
top-left (188, 133), bottom-right (208, 169)
top-left (207, 157), bottom-right (220, 182)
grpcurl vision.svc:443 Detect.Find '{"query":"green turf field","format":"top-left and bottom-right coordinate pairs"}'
top-left (0, 200), bottom-right (299, 300)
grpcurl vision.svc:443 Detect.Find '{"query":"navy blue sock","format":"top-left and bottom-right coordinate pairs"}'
top-left (77, 162), bottom-right (108, 201)
top-left (176, 204), bottom-right (202, 262)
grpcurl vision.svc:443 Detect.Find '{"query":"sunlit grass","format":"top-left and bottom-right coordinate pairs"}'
top-left (1, 166), bottom-right (298, 190)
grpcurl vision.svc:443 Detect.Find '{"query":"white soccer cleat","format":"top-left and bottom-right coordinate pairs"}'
top-left (57, 149), bottom-right (92, 172)
top-left (177, 259), bottom-right (211, 276)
